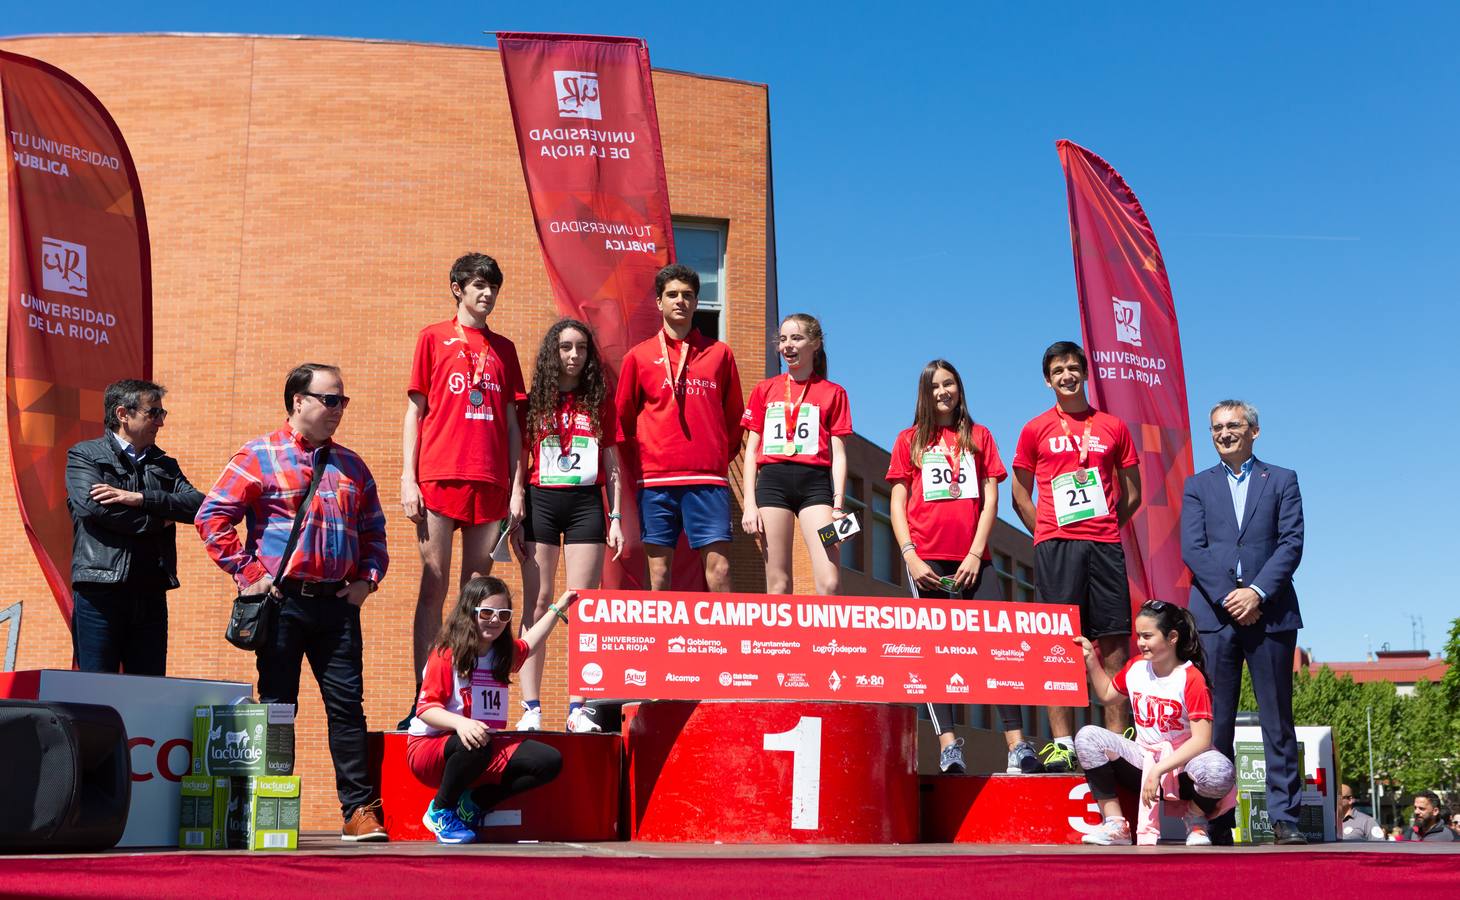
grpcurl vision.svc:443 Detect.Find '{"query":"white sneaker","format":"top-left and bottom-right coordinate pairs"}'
top-left (1082, 817), bottom-right (1132, 846)
top-left (1186, 816), bottom-right (1213, 846)
top-left (514, 702), bottom-right (542, 731)
top-left (566, 706), bottom-right (602, 733)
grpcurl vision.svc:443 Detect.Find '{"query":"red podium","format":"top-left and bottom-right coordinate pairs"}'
top-left (375, 731), bottom-right (622, 841)
top-left (921, 774), bottom-right (1138, 844)
top-left (624, 700), bottom-right (918, 843)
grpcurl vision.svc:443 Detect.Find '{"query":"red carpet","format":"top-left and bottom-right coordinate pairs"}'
top-left (0, 849), bottom-right (1455, 898)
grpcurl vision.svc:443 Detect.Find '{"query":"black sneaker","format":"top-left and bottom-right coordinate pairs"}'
top-left (1037, 741), bottom-right (1077, 773)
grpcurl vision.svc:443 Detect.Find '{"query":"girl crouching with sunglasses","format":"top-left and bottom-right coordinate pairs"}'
top-left (406, 575), bottom-right (578, 844)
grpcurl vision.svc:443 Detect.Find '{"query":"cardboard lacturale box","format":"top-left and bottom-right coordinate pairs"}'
top-left (224, 776), bottom-right (303, 851)
top-left (193, 703), bottom-right (296, 777)
top-left (178, 775), bottom-right (229, 849)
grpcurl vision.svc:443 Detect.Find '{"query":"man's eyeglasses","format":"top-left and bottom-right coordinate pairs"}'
top-left (302, 392), bottom-right (350, 409)
top-left (1210, 422), bottom-right (1249, 435)
top-left (475, 607), bottom-right (512, 624)
top-left (142, 407), bottom-right (168, 421)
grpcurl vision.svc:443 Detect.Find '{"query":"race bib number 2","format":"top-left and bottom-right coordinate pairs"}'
top-left (1052, 467), bottom-right (1110, 526)
top-left (763, 402), bottom-right (820, 456)
top-left (539, 435), bottom-right (599, 486)
top-left (469, 670), bottom-right (507, 728)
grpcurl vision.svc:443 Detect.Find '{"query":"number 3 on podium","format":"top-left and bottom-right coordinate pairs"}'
top-left (762, 716), bottom-right (822, 830)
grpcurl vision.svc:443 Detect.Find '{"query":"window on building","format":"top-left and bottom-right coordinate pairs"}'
top-left (841, 476), bottom-right (866, 573)
top-left (992, 552), bottom-right (1015, 601)
top-left (870, 489), bottom-right (900, 586)
top-left (1017, 563), bottom-right (1036, 603)
top-left (672, 220), bottom-right (726, 340)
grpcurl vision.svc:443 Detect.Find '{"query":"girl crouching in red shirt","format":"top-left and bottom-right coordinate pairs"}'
top-left (406, 575), bottom-right (576, 844)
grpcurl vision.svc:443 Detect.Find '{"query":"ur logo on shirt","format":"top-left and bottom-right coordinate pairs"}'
top-left (1131, 692), bottom-right (1183, 733)
top-left (1048, 435), bottom-right (1108, 455)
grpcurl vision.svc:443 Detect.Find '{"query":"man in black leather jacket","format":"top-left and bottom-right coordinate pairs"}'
top-left (65, 379), bottom-right (203, 674)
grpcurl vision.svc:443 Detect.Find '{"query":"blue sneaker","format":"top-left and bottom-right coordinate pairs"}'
top-left (457, 792), bottom-right (486, 828)
top-left (422, 801), bottom-right (477, 844)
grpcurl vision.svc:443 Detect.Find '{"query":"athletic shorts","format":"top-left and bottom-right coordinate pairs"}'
top-left (522, 485), bottom-right (605, 545)
top-left (1033, 538), bottom-right (1131, 638)
top-left (639, 485), bottom-right (732, 550)
top-left (908, 557), bottom-right (1003, 601)
top-left (405, 732), bottom-right (524, 788)
top-left (755, 462), bottom-right (834, 514)
top-left (420, 479), bottom-right (508, 527)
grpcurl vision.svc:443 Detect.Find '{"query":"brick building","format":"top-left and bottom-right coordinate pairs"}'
top-left (0, 33), bottom-right (1045, 829)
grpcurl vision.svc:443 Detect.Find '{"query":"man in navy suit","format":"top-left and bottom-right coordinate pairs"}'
top-left (1182, 399), bottom-right (1306, 845)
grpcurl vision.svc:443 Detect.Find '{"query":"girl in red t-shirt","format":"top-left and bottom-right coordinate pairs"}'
top-left (886, 358), bottom-right (1032, 776)
top-left (1074, 601), bottom-right (1236, 846)
top-left (514, 318), bottom-right (624, 734)
top-left (740, 313), bottom-right (853, 595)
top-left (406, 576), bottom-right (578, 844)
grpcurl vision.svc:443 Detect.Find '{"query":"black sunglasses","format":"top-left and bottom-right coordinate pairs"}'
top-left (141, 406), bottom-right (168, 421)
top-left (1143, 599), bottom-right (1171, 612)
top-left (302, 391), bottom-right (350, 409)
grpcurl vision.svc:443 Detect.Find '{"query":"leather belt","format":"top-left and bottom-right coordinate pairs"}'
top-left (277, 577), bottom-right (347, 599)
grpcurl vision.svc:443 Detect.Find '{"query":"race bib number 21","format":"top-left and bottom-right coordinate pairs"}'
top-left (1052, 467), bottom-right (1110, 526)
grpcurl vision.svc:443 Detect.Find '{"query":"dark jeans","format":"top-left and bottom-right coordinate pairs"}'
top-left (256, 589), bottom-right (372, 819)
top-left (72, 582), bottom-right (168, 676)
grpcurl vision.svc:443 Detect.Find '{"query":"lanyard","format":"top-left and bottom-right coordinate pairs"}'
top-left (782, 374), bottom-right (812, 446)
top-left (1054, 407), bottom-right (1094, 468)
top-left (454, 320), bottom-right (494, 391)
top-left (657, 329), bottom-right (690, 401)
top-left (555, 392), bottom-right (578, 457)
top-left (935, 427), bottom-right (963, 499)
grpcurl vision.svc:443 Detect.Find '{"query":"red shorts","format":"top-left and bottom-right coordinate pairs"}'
top-left (405, 732), bottom-right (525, 788)
top-left (420, 479), bottom-right (509, 526)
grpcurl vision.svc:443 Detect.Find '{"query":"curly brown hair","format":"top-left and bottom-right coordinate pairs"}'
top-left (526, 318), bottom-right (608, 441)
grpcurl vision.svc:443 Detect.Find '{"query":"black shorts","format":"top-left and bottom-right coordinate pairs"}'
top-left (908, 558), bottom-right (1004, 601)
top-left (1033, 538), bottom-right (1131, 638)
top-left (754, 462), bottom-right (834, 514)
top-left (522, 485), bottom-right (605, 545)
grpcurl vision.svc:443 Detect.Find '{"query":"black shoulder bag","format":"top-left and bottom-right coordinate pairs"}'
top-left (226, 446), bottom-right (331, 651)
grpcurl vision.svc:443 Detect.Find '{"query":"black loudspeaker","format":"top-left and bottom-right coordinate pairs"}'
top-left (0, 700), bottom-right (131, 852)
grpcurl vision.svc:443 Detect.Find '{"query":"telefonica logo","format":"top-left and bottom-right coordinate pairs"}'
top-left (554, 70), bottom-right (602, 120)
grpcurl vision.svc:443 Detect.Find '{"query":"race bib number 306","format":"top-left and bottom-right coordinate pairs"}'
top-left (763, 403), bottom-right (820, 456)
top-left (469, 670), bottom-right (507, 728)
top-left (921, 451), bottom-right (976, 502)
top-left (1052, 467), bottom-right (1110, 526)
top-left (539, 435), bottom-right (599, 486)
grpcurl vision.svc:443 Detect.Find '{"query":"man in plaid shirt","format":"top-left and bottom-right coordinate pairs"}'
top-left (196, 362), bottom-right (390, 841)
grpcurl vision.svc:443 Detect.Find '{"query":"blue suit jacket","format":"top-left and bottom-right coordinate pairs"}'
top-left (1181, 457), bottom-right (1304, 633)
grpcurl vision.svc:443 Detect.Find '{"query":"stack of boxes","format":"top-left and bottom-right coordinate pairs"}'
top-left (178, 703), bottom-right (301, 850)
top-left (1234, 740), bottom-right (1326, 843)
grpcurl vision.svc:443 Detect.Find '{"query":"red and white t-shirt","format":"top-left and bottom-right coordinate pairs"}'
top-left (408, 319), bottom-right (526, 485)
top-left (1011, 406), bottom-right (1138, 545)
top-left (615, 329), bottom-right (744, 488)
top-left (1113, 658), bottom-right (1213, 749)
top-left (527, 394), bottom-right (621, 488)
top-left (886, 423), bottom-right (1006, 562)
top-left (408, 642), bottom-right (528, 736)
top-left (741, 374), bottom-right (852, 468)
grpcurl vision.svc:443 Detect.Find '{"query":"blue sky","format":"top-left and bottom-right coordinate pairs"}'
top-left (7, 2), bottom-right (1456, 663)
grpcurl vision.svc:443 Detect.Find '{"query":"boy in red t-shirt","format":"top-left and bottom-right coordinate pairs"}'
top-left (401, 253), bottom-right (527, 719)
top-left (1010, 340), bottom-right (1141, 772)
top-left (615, 264), bottom-right (743, 591)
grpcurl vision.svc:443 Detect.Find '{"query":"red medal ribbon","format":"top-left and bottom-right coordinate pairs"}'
top-left (454, 320), bottom-right (495, 392)
top-left (782, 373), bottom-right (812, 453)
top-left (657, 329), bottom-right (691, 402)
top-left (1054, 406), bottom-right (1094, 468)
top-left (555, 392), bottom-right (578, 458)
top-left (935, 427), bottom-right (962, 498)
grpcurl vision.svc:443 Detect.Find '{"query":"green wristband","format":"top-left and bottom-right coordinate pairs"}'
top-left (550, 604), bottom-right (569, 624)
